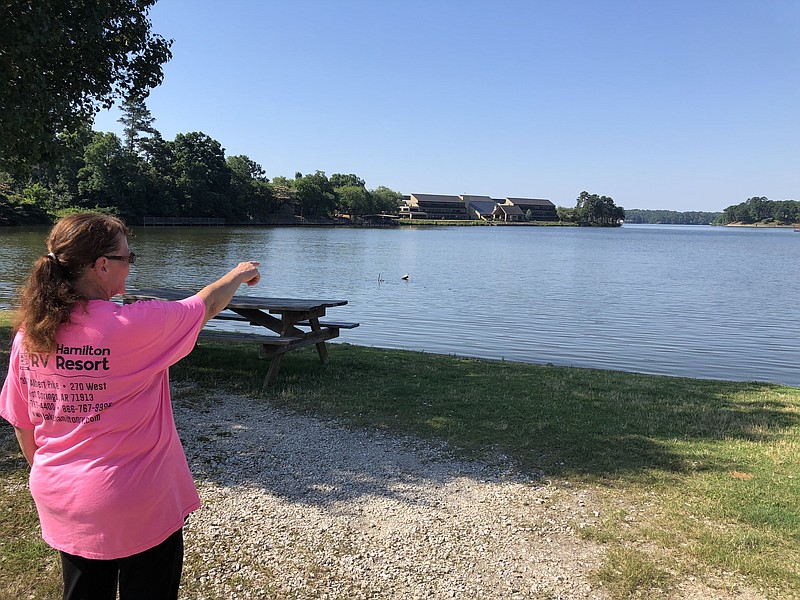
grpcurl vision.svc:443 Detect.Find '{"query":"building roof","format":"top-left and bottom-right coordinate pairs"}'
top-left (469, 200), bottom-right (498, 215)
top-left (410, 193), bottom-right (464, 204)
top-left (495, 204), bottom-right (524, 215)
top-left (505, 197), bottom-right (555, 207)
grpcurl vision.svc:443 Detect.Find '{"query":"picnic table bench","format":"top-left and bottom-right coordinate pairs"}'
top-left (122, 287), bottom-right (359, 386)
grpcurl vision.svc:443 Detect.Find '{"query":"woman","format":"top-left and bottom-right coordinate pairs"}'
top-left (0, 212), bottom-right (260, 599)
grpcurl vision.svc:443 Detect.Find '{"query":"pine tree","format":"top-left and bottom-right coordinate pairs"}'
top-left (117, 96), bottom-right (159, 154)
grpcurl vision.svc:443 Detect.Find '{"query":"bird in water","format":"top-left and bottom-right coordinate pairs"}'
top-left (402, 274), bottom-right (409, 280)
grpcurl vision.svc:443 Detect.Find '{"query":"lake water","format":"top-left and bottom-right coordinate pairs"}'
top-left (1, 224), bottom-right (798, 387)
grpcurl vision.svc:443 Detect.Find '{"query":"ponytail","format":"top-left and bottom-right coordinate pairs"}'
top-left (13, 212), bottom-right (130, 354)
top-left (14, 255), bottom-right (84, 353)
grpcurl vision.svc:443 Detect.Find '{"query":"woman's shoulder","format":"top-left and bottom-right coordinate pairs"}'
top-left (121, 294), bottom-right (204, 311)
top-left (108, 295), bottom-right (205, 325)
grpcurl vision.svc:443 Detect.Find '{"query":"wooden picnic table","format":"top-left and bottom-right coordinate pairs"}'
top-left (122, 287), bottom-right (358, 387)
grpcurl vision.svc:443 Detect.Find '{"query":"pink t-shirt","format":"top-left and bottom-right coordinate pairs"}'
top-left (0, 295), bottom-right (206, 559)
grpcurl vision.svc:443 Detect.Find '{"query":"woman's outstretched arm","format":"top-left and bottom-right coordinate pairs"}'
top-left (196, 261), bottom-right (261, 326)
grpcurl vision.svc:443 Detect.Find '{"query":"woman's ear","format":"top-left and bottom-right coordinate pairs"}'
top-left (91, 257), bottom-right (111, 281)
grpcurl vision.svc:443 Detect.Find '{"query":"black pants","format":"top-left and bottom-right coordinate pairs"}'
top-left (60, 528), bottom-right (184, 600)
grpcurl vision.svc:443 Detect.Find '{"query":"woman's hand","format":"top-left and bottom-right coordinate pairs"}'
top-left (232, 261), bottom-right (261, 287)
top-left (198, 261), bottom-right (263, 325)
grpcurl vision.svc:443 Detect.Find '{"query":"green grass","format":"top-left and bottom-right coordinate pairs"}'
top-left (2, 318), bottom-right (799, 598)
top-left (0, 426), bottom-right (62, 600)
top-left (591, 547), bottom-right (673, 598)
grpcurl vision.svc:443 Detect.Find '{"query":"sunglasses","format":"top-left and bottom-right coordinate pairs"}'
top-left (104, 252), bottom-right (137, 265)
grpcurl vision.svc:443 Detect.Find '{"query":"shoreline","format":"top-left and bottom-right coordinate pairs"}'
top-left (0, 312), bottom-right (796, 388)
top-left (724, 221), bottom-right (800, 228)
top-left (9, 219), bottom-right (800, 229)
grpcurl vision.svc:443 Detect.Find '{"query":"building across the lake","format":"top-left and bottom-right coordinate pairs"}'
top-left (402, 194), bottom-right (469, 220)
top-left (502, 198), bottom-right (558, 221)
top-left (461, 195), bottom-right (497, 220)
top-left (492, 203), bottom-right (525, 222)
top-left (399, 194), bottom-right (558, 221)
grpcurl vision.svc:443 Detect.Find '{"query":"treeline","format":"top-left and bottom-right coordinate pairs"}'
top-left (0, 100), bottom-right (402, 226)
top-left (623, 209), bottom-right (721, 225)
top-left (714, 197), bottom-right (800, 225)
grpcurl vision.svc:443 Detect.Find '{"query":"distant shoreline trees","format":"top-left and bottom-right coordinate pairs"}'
top-left (0, 119), bottom-right (405, 225)
top-left (623, 209), bottom-right (722, 225)
top-left (713, 197), bottom-right (800, 226)
top-left (616, 198), bottom-right (800, 226)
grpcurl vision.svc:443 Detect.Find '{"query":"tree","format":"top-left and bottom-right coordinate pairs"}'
top-left (557, 205), bottom-right (579, 222)
top-left (746, 196), bottom-right (769, 222)
top-left (136, 133), bottom-right (180, 216)
top-left (330, 173), bottom-right (366, 189)
top-left (336, 185), bottom-right (373, 217)
top-left (228, 155), bottom-right (267, 183)
top-left (294, 171), bottom-right (336, 217)
top-left (370, 186), bottom-right (403, 213)
top-left (77, 132), bottom-right (147, 217)
top-left (168, 132), bottom-right (232, 218)
top-left (612, 204), bottom-right (625, 224)
top-left (716, 197), bottom-right (800, 225)
top-left (22, 124), bottom-right (96, 212)
top-left (270, 176), bottom-right (293, 188)
top-left (0, 183), bottom-right (50, 225)
top-left (268, 176), bottom-right (295, 211)
top-left (622, 209), bottom-right (722, 225)
top-left (574, 191), bottom-right (624, 226)
top-left (227, 155), bottom-right (274, 222)
top-left (0, 1), bottom-right (172, 171)
top-left (118, 96), bottom-right (160, 154)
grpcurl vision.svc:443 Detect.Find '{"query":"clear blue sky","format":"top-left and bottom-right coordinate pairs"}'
top-left (92, 0), bottom-right (800, 212)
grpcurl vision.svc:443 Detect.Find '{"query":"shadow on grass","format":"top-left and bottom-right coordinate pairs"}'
top-left (173, 384), bottom-right (503, 508)
top-left (172, 341), bottom-right (800, 489)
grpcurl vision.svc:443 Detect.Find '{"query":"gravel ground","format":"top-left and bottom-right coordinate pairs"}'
top-left (169, 389), bottom-right (767, 600)
top-left (173, 391), bottom-right (607, 599)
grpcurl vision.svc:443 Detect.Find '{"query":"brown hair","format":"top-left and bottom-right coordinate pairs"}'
top-left (13, 212), bottom-right (131, 353)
